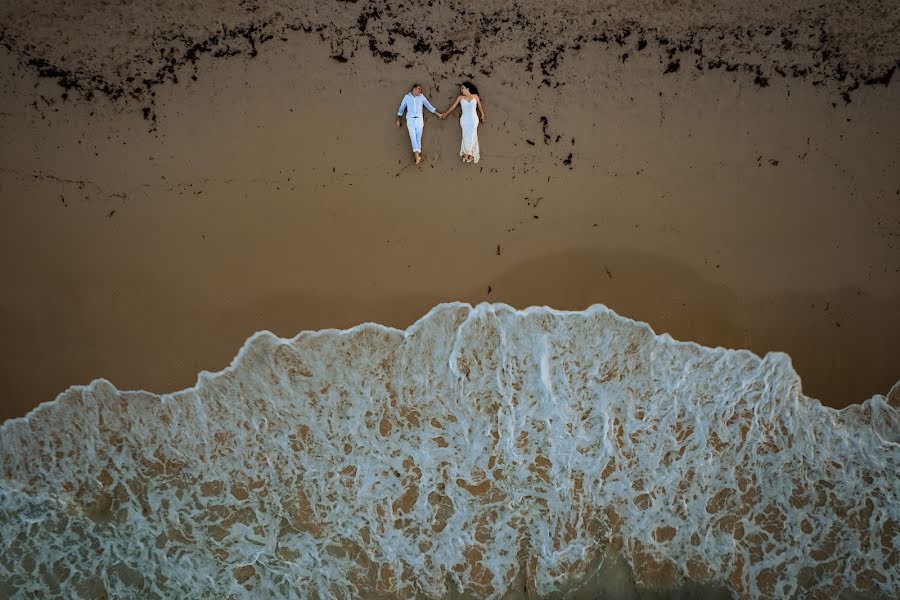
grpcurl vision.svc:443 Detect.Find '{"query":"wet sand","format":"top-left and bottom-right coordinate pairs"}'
top-left (1, 0), bottom-right (899, 421)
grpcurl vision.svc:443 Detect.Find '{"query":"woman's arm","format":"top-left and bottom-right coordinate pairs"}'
top-left (441, 96), bottom-right (462, 118)
top-left (475, 95), bottom-right (486, 122)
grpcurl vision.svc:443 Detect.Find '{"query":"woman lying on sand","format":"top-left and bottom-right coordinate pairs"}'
top-left (440, 82), bottom-right (486, 164)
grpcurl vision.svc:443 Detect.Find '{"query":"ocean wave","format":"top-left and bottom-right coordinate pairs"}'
top-left (1, 303), bottom-right (897, 598)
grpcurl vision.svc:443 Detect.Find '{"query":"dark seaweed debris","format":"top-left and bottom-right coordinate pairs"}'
top-left (3, 0), bottom-right (895, 122)
top-left (438, 40), bottom-right (466, 63)
top-left (664, 60), bottom-right (680, 74)
top-left (864, 65), bottom-right (896, 86)
top-left (539, 116), bottom-right (550, 145)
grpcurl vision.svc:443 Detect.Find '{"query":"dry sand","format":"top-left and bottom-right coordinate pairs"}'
top-left (1, 0), bottom-right (899, 421)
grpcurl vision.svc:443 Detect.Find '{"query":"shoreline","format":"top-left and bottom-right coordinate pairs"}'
top-left (1, 303), bottom-right (896, 598)
top-left (1, 2), bottom-right (899, 420)
top-left (1, 3), bottom-right (899, 599)
top-left (4, 301), bottom-right (898, 432)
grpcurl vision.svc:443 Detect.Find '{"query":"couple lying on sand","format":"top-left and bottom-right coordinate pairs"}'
top-left (396, 82), bottom-right (486, 165)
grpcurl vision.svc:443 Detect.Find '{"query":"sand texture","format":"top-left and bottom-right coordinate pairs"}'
top-left (0, 1), bottom-right (897, 418)
top-left (0, 2), bottom-right (899, 595)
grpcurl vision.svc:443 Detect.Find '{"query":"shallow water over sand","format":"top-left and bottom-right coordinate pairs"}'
top-left (1, 303), bottom-right (897, 598)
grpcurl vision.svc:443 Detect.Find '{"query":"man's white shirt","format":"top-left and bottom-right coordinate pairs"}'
top-left (398, 93), bottom-right (437, 119)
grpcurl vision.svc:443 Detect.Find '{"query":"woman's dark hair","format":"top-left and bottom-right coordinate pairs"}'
top-left (461, 81), bottom-right (479, 95)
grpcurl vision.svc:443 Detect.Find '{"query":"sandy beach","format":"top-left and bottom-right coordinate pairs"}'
top-left (1, 1), bottom-right (898, 419)
top-left (1, 2), bottom-right (899, 597)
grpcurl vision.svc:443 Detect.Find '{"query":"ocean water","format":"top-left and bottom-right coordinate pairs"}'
top-left (0, 303), bottom-right (897, 599)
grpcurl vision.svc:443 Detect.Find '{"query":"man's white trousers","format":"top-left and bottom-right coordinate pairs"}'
top-left (406, 116), bottom-right (424, 153)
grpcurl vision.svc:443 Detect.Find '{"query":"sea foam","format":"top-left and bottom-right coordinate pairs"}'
top-left (0, 303), bottom-right (897, 599)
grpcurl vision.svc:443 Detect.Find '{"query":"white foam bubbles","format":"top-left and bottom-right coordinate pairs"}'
top-left (0, 302), bottom-right (897, 598)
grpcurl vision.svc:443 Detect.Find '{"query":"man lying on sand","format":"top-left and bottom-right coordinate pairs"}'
top-left (396, 83), bottom-right (441, 164)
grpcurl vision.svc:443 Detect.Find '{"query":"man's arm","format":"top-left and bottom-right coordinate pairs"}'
top-left (396, 95), bottom-right (407, 127)
top-left (422, 95), bottom-right (438, 114)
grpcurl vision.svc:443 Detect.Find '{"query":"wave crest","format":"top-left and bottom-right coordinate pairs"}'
top-left (1, 303), bottom-right (897, 598)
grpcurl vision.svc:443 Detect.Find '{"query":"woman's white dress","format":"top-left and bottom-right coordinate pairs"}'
top-left (459, 98), bottom-right (480, 163)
